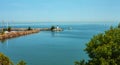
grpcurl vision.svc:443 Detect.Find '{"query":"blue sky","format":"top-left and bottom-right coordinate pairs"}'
top-left (0, 0), bottom-right (120, 22)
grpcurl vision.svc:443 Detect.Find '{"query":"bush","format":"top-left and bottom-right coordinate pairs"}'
top-left (50, 26), bottom-right (55, 31)
top-left (0, 53), bottom-right (13, 65)
top-left (8, 26), bottom-right (11, 32)
top-left (17, 60), bottom-right (26, 65)
top-left (0, 53), bottom-right (26, 65)
top-left (1, 28), bottom-right (5, 34)
top-left (75, 24), bottom-right (120, 65)
top-left (27, 27), bottom-right (32, 31)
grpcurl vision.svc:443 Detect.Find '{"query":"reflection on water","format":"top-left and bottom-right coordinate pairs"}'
top-left (50, 29), bottom-right (95, 39)
top-left (0, 40), bottom-right (9, 51)
top-left (0, 39), bottom-right (7, 44)
top-left (51, 31), bottom-right (55, 37)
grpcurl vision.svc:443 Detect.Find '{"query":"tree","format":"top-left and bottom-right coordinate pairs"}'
top-left (0, 53), bottom-right (26, 65)
top-left (1, 28), bottom-right (5, 34)
top-left (75, 60), bottom-right (86, 65)
top-left (75, 24), bottom-right (120, 65)
top-left (17, 60), bottom-right (26, 65)
top-left (27, 27), bottom-right (32, 31)
top-left (8, 26), bottom-right (12, 32)
top-left (0, 53), bottom-right (13, 65)
top-left (50, 26), bottom-right (55, 31)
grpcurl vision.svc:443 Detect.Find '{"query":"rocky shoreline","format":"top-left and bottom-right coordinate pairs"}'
top-left (0, 29), bottom-right (40, 40)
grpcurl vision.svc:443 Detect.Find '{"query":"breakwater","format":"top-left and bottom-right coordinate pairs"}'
top-left (0, 29), bottom-right (40, 40)
top-left (0, 28), bottom-right (63, 31)
top-left (0, 27), bottom-right (63, 40)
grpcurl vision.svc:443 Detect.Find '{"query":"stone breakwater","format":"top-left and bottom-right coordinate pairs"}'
top-left (0, 29), bottom-right (40, 40)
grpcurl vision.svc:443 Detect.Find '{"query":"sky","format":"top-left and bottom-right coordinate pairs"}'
top-left (0, 0), bottom-right (120, 22)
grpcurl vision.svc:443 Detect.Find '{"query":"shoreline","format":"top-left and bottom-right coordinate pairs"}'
top-left (0, 29), bottom-right (40, 40)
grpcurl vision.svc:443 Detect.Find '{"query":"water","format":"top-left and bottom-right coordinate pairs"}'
top-left (0, 22), bottom-right (116, 65)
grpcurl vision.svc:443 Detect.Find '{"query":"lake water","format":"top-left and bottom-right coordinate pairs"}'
top-left (0, 22), bottom-right (117, 65)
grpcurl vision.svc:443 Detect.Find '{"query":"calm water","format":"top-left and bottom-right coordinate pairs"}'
top-left (0, 22), bottom-right (116, 65)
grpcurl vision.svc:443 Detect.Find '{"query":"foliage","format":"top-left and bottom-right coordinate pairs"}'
top-left (75, 24), bottom-right (120, 65)
top-left (50, 26), bottom-right (55, 31)
top-left (1, 28), bottom-right (5, 34)
top-left (75, 60), bottom-right (86, 65)
top-left (0, 53), bottom-right (13, 65)
top-left (8, 26), bottom-right (12, 32)
top-left (27, 27), bottom-right (32, 31)
top-left (0, 53), bottom-right (26, 65)
top-left (17, 60), bottom-right (26, 65)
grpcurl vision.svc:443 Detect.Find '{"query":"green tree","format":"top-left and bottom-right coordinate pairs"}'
top-left (0, 53), bottom-right (26, 65)
top-left (27, 27), bottom-right (32, 31)
top-left (75, 60), bottom-right (86, 65)
top-left (1, 28), bottom-right (5, 34)
top-left (50, 26), bottom-right (55, 31)
top-left (75, 24), bottom-right (120, 65)
top-left (8, 26), bottom-right (12, 32)
top-left (17, 60), bottom-right (26, 65)
top-left (0, 53), bottom-right (13, 65)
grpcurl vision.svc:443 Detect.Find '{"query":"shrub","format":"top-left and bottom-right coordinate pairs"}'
top-left (8, 26), bottom-right (11, 32)
top-left (50, 26), bottom-right (55, 31)
top-left (0, 53), bottom-right (26, 65)
top-left (75, 24), bottom-right (120, 65)
top-left (27, 27), bottom-right (32, 31)
top-left (17, 60), bottom-right (26, 65)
